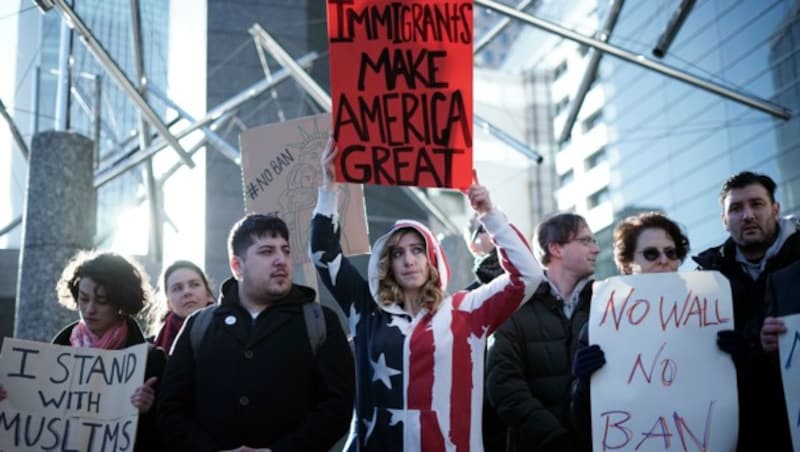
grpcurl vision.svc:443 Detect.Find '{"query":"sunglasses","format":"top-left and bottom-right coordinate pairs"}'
top-left (639, 247), bottom-right (679, 262)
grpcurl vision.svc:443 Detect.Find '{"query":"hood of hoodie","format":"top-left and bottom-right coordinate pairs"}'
top-left (367, 219), bottom-right (450, 313)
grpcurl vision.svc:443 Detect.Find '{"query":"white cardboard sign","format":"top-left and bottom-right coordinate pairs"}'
top-left (0, 338), bottom-right (147, 452)
top-left (589, 271), bottom-right (738, 451)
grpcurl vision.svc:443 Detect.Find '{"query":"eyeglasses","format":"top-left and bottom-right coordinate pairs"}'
top-left (570, 236), bottom-right (597, 246)
top-left (639, 247), bottom-right (679, 262)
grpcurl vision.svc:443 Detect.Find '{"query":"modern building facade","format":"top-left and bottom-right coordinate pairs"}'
top-left (501, 0), bottom-right (800, 277)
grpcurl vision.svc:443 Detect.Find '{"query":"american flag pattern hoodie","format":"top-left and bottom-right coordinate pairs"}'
top-left (310, 187), bottom-right (543, 452)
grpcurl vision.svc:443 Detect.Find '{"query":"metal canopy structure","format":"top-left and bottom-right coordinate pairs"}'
top-left (557, 0), bottom-right (624, 144)
top-left (0, 98), bottom-right (30, 161)
top-left (93, 53), bottom-right (319, 188)
top-left (4, 0), bottom-right (793, 253)
top-left (50, 0), bottom-right (196, 167)
top-left (474, 0), bottom-right (792, 121)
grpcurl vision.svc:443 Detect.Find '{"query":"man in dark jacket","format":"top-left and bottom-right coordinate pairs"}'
top-left (693, 171), bottom-right (800, 452)
top-left (487, 213), bottom-right (599, 452)
top-left (157, 214), bottom-right (355, 452)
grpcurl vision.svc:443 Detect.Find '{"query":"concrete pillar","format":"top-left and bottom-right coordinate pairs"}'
top-left (15, 131), bottom-right (96, 341)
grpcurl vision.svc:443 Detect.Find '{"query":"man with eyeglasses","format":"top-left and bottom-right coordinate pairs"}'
top-left (693, 171), bottom-right (800, 452)
top-left (487, 213), bottom-right (599, 452)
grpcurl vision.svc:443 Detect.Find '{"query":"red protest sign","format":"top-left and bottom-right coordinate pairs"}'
top-left (327, 0), bottom-right (474, 189)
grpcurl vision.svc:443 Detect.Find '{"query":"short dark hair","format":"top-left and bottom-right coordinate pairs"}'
top-left (228, 214), bottom-right (290, 258)
top-left (719, 171), bottom-right (777, 205)
top-left (535, 213), bottom-right (588, 265)
top-left (57, 251), bottom-right (152, 316)
top-left (161, 260), bottom-right (213, 296)
top-left (614, 212), bottom-right (690, 274)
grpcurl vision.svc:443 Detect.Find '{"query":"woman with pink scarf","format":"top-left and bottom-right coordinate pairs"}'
top-left (1, 251), bottom-right (167, 451)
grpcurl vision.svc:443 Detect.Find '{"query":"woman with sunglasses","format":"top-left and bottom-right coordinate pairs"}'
top-left (570, 212), bottom-right (689, 449)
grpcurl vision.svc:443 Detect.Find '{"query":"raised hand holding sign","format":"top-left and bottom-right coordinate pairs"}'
top-left (327, 0), bottom-right (474, 189)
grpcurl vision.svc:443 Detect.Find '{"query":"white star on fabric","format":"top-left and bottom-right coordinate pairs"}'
top-left (362, 408), bottom-right (377, 444)
top-left (387, 408), bottom-right (405, 426)
top-left (371, 353), bottom-right (401, 390)
top-left (348, 304), bottom-right (360, 337)
top-left (312, 251), bottom-right (342, 283)
top-left (387, 315), bottom-right (411, 335)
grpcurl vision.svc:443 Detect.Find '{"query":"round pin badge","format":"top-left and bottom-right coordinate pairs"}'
top-left (225, 315), bottom-right (236, 325)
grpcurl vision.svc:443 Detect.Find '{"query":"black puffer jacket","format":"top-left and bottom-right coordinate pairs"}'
top-left (52, 318), bottom-right (167, 452)
top-left (693, 223), bottom-right (800, 452)
top-left (487, 280), bottom-right (592, 452)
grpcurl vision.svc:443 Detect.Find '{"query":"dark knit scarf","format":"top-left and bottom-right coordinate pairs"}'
top-left (155, 311), bottom-right (186, 353)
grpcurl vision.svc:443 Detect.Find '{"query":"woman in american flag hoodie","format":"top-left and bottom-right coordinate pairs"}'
top-left (310, 139), bottom-right (543, 452)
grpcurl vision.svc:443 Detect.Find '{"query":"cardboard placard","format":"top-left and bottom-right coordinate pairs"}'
top-left (327, 0), bottom-right (474, 189)
top-left (589, 271), bottom-right (738, 451)
top-left (239, 113), bottom-right (370, 288)
top-left (0, 338), bottom-right (147, 452)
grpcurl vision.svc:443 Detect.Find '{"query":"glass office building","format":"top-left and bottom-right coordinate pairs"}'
top-left (545, 0), bottom-right (800, 276)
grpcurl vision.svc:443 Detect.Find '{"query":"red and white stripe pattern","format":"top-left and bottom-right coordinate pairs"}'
top-left (388, 212), bottom-right (541, 452)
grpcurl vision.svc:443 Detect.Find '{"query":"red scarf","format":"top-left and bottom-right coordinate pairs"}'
top-left (155, 311), bottom-right (186, 353)
top-left (70, 319), bottom-right (129, 350)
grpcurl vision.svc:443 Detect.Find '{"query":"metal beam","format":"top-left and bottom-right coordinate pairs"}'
top-left (474, 0), bottom-right (535, 54)
top-left (54, 7), bottom-right (73, 130)
top-left (92, 52), bottom-right (319, 188)
top-left (130, 0), bottom-right (162, 264)
top-left (249, 24), bottom-right (332, 111)
top-left (147, 84), bottom-right (240, 163)
top-left (653, 0), bottom-right (696, 58)
top-left (0, 216), bottom-right (22, 238)
top-left (558, 0), bottom-right (624, 143)
top-left (50, 0), bottom-right (196, 167)
top-left (475, 0), bottom-right (792, 120)
top-left (92, 74), bottom-right (102, 167)
top-left (0, 98), bottom-right (30, 160)
top-left (252, 35), bottom-right (287, 122)
top-left (475, 114), bottom-right (543, 163)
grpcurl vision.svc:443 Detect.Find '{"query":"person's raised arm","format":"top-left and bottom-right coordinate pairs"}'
top-left (309, 137), bottom-right (372, 315)
top-left (461, 182), bottom-right (543, 334)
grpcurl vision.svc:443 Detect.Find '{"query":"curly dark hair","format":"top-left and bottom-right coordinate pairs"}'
top-left (613, 212), bottom-right (690, 274)
top-left (56, 250), bottom-right (152, 316)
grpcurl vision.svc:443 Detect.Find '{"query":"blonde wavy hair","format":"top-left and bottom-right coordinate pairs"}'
top-left (377, 228), bottom-right (444, 312)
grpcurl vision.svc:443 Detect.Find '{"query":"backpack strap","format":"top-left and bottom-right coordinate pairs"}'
top-left (303, 302), bottom-right (326, 356)
top-left (190, 305), bottom-right (217, 361)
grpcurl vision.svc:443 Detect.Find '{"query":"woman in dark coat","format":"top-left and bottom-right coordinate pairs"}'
top-left (17, 250), bottom-right (167, 451)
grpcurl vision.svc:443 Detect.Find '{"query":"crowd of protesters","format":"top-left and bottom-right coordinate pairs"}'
top-left (0, 156), bottom-right (797, 451)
